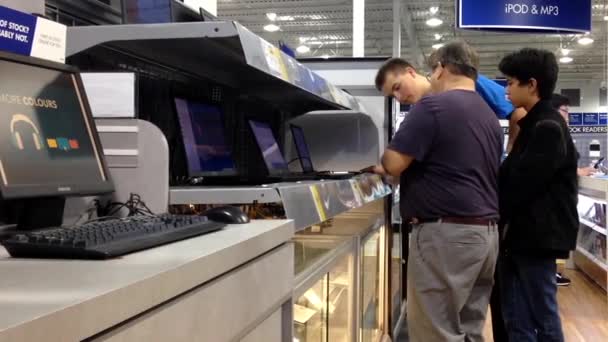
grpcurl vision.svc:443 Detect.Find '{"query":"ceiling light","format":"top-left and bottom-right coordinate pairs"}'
top-left (296, 45), bottom-right (310, 54)
top-left (604, 15), bottom-right (608, 21)
top-left (432, 43), bottom-right (444, 50)
top-left (266, 12), bottom-right (277, 21)
top-left (559, 56), bottom-right (573, 64)
top-left (578, 37), bottom-right (594, 45)
top-left (430, 6), bottom-right (439, 15)
top-left (321, 54), bottom-right (330, 59)
top-left (561, 48), bottom-right (571, 56)
top-left (426, 18), bottom-right (443, 27)
top-left (434, 33), bottom-right (442, 40)
top-left (263, 24), bottom-right (280, 32)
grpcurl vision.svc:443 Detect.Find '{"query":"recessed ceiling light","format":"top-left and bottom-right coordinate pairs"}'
top-left (604, 15), bottom-right (608, 21)
top-left (559, 56), bottom-right (573, 64)
top-left (296, 45), bottom-right (311, 54)
top-left (434, 33), bottom-right (442, 40)
top-left (561, 48), bottom-right (571, 56)
top-left (264, 24), bottom-right (280, 32)
top-left (266, 12), bottom-right (277, 21)
top-left (426, 18), bottom-right (443, 27)
top-left (432, 43), bottom-right (444, 50)
top-left (430, 6), bottom-right (439, 15)
top-left (578, 37), bottom-right (594, 45)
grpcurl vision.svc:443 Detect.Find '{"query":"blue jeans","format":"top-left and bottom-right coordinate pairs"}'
top-left (500, 253), bottom-right (564, 342)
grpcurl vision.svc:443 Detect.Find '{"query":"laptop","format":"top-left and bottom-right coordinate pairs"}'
top-left (175, 98), bottom-right (248, 185)
top-left (290, 124), bottom-right (361, 180)
top-left (248, 120), bottom-right (317, 182)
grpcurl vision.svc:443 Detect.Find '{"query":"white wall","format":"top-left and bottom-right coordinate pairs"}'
top-left (0, 0), bottom-right (44, 14)
top-left (556, 80), bottom-right (607, 113)
top-left (313, 69), bottom-right (378, 87)
top-left (183, 0), bottom-right (217, 15)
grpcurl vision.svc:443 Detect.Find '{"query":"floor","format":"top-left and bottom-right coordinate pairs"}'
top-left (397, 270), bottom-right (607, 342)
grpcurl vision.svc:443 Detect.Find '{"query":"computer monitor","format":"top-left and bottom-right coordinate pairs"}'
top-left (175, 98), bottom-right (237, 177)
top-left (0, 51), bottom-right (113, 200)
top-left (248, 120), bottom-right (288, 174)
top-left (290, 125), bottom-right (314, 173)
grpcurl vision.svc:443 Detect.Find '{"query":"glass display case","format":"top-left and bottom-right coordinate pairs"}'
top-left (390, 227), bottom-right (402, 333)
top-left (327, 255), bottom-right (351, 341)
top-left (294, 275), bottom-right (328, 342)
top-left (575, 180), bottom-right (608, 291)
top-left (360, 229), bottom-right (381, 342)
top-left (577, 194), bottom-right (608, 270)
top-left (293, 236), bottom-right (353, 342)
top-left (293, 201), bottom-right (387, 342)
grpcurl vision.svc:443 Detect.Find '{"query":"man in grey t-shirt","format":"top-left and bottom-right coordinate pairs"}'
top-left (375, 42), bottom-right (502, 341)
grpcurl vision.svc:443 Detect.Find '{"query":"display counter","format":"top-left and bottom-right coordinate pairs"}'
top-left (576, 176), bottom-right (608, 290)
top-left (291, 202), bottom-right (388, 342)
top-left (0, 220), bottom-right (294, 342)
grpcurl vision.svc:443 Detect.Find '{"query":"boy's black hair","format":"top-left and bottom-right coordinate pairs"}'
top-left (551, 93), bottom-right (570, 109)
top-left (498, 48), bottom-right (558, 100)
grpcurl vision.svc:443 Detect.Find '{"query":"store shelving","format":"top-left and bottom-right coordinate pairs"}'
top-left (576, 247), bottom-right (608, 271)
top-left (579, 217), bottom-right (607, 236)
top-left (170, 174), bottom-right (391, 232)
top-left (576, 176), bottom-right (608, 290)
top-left (66, 22), bottom-right (361, 116)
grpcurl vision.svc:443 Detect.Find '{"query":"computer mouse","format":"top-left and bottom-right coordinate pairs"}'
top-left (204, 206), bottom-right (250, 224)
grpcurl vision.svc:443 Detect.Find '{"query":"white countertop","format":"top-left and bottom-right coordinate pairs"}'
top-left (579, 176), bottom-right (608, 193)
top-left (0, 220), bottom-right (293, 342)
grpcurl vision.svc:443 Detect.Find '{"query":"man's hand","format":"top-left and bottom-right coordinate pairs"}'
top-left (577, 167), bottom-right (595, 177)
top-left (372, 165), bottom-right (387, 176)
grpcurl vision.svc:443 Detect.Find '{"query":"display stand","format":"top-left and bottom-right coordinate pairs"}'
top-left (576, 176), bottom-right (608, 290)
top-left (63, 21), bottom-right (395, 342)
top-left (63, 118), bottom-right (169, 222)
top-left (287, 111), bottom-right (380, 172)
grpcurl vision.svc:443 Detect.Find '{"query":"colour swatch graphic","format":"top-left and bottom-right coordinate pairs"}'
top-left (47, 137), bottom-right (79, 151)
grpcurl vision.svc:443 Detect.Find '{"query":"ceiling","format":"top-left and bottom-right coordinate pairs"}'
top-left (217, 0), bottom-right (608, 81)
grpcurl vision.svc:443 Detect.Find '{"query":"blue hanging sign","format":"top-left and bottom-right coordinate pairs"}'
top-left (0, 5), bottom-right (66, 63)
top-left (600, 113), bottom-right (608, 125)
top-left (583, 113), bottom-right (599, 126)
top-left (569, 113), bottom-right (582, 126)
top-left (457, 0), bottom-right (592, 33)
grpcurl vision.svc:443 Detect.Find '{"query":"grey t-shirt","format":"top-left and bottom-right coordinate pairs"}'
top-left (389, 90), bottom-right (503, 220)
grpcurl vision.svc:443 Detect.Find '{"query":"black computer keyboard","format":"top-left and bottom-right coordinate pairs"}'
top-left (1, 214), bottom-right (225, 260)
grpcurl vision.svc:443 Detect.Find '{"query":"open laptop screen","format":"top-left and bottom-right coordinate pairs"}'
top-left (248, 120), bottom-right (288, 173)
top-left (290, 125), bottom-right (314, 173)
top-left (175, 98), bottom-right (236, 176)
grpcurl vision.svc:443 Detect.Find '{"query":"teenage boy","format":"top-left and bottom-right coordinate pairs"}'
top-left (498, 48), bottom-right (578, 342)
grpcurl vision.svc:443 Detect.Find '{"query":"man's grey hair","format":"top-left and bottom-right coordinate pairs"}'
top-left (427, 41), bottom-right (479, 80)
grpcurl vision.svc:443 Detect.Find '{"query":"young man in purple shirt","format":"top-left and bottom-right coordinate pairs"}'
top-left (374, 42), bottom-right (503, 341)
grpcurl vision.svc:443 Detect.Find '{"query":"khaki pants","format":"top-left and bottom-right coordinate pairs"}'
top-left (407, 221), bottom-right (499, 342)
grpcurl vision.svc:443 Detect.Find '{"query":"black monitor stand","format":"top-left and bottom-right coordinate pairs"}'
top-left (0, 196), bottom-right (66, 233)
